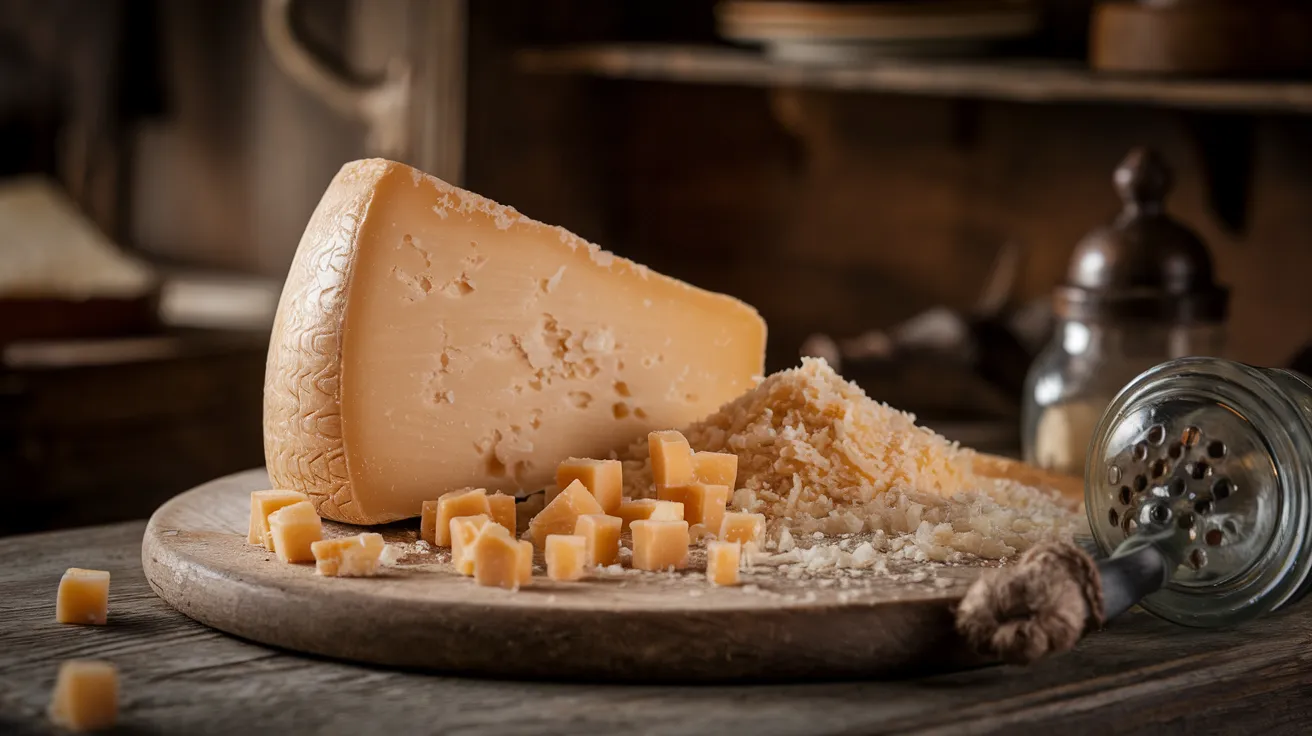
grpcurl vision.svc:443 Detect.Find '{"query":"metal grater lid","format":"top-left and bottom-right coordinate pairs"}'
top-left (1086, 357), bottom-right (1312, 627)
top-left (1053, 148), bottom-right (1229, 325)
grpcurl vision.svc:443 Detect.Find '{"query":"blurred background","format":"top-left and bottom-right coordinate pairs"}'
top-left (4, 0), bottom-right (1312, 534)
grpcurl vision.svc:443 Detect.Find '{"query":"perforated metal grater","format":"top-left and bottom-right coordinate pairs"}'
top-left (1085, 356), bottom-right (1312, 627)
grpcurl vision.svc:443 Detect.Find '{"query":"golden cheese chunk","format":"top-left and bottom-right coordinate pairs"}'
top-left (419, 500), bottom-right (441, 545)
top-left (706, 541), bottom-right (741, 586)
top-left (263, 159), bottom-right (766, 525)
top-left (488, 493), bottom-right (517, 536)
top-left (311, 533), bottom-right (386, 577)
top-left (55, 568), bottom-right (109, 626)
top-left (556, 458), bottom-right (623, 515)
top-left (631, 519), bottom-right (690, 571)
top-left (435, 488), bottom-right (491, 547)
top-left (677, 483), bottom-right (730, 530)
top-left (248, 490), bottom-right (310, 550)
top-left (267, 501), bottom-right (323, 563)
top-left (528, 480), bottom-right (603, 549)
top-left (545, 534), bottom-right (588, 581)
top-left (48, 660), bottom-right (118, 732)
top-left (648, 430), bottom-right (694, 490)
top-left (692, 451), bottom-right (738, 490)
top-left (473, 524), bottom-right (531, 590)
top-left (574, 513), bottom-right (621, 566)
top-left (451, 514), bottom-right (492, 576)
top-left (616, 499), bottom-right (683, 531)
top-left (719, 512), bottom-right (766, 546)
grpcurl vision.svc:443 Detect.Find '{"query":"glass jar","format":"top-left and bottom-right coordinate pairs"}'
top-left (1023, 322), bottom-right (1226, 476)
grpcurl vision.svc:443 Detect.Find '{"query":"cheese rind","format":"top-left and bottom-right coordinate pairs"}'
top-left (48, 660), bottom-right (118, 732)
top-left (264, 159), bottom-right (766, 525)
top-left (267, 501), bottom-right (323, 563)
top-left (56, 569), bottom-right (110, 625)
top-left (248, 490), bottom-right (310, 549)
top-left (311, 533), bottom-right (385, 577)
top-left (631, 519), bottom-right (690, 571)
top-left (528, 479), bottom-right (604, 548)
top-left (574, 513), bottom-right (622, 566)
top-left (545, 534), bottom-right (588, 581)
top-left (556, 458), bottom-right (623, 515)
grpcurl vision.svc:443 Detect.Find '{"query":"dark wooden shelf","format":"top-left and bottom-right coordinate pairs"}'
top-left (518, 44), bottom-right (1312, 114)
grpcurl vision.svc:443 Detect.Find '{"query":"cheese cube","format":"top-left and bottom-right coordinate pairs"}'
top-left (631, 519), bottom-right (690, 571)
top-left (451, 514), bottom-right (491, 576)
top-left (311, 533), bottom-right (385, 577)
top-left (267, 501), bottom-right (323, 563)
top-left (649, 430), bottom-right (694, 489)
top-left (248, 489), bottom-right (309, 549)
top-left (692, 451), bottom-right (738, 490)
top-left (517, 540), bottom-right (534, 586)
top-left (719, 512), bottom-right (766, 546)
top-left (574, 514), bottom-right (621, 566)
top-left (435, 488), bottom-right (491, 546)
top-left (488, 492), bottom-right (517, 536)
top-left (528, 479), bottom-right (604, 549)
top-left (616, 499), bottom-right (684, 531)
top-left (48, 660), bottom-right (118, 732)
top-left (55, 568), bottom-right (110, 625)
top-left (545, 534), bottom-right (588, 581)
top-left (420, 499), bottom-right (441, 545)
top-left (706, 541), bottom-right (741, 586)
top-left (473, 524), bottom-right (530, 590)
top-left (680, 483), bottom-right (730, 530)
top-left (556, 457), bottom-right (623, 514)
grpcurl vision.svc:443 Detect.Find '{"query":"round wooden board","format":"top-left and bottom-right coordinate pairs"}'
top-left (143, 465), bottom-right (1079, 682)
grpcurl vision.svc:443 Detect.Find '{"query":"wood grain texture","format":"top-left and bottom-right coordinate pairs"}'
top-left (4, 521), bottom-right (1312, 734)
top-left (142, 469), bottom-right (1001, 681)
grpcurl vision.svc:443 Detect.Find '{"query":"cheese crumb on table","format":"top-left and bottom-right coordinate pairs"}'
top-left (247, 490), bottom-right (309, 550)
top-left (435, 488), bottom-right (491, 547)
top-left (311, 533), bottom-right (385, 577)
top-left (473, 524), bottom-right (531, 590)
top-left (648, 430), bottom-right (694, 490)
top-left (419, 500), bottom-right (441, 545)
top-left (267, 501), bottom-right (322, 563)
top-left (487, 493), bottom-right (517, 536)
top-left (706, 541), bottom-right (741, 586)
top-left (574, 514), bottom-right (621, 566)
top-left (556, 458), bottom-right (623, 514)
top-left (616, 499), bottom-right (684, 531)
top-left (720, 512), bottom-right (766, 547)
top-left (545, 534), bottom-right (588, 581)
top-left (56, 568), bottom-right (109, 625)
top-left (48, 660), bottom-right (118, 732)
top-left (450, 515), bottom-right (491, 576)
top-left (631, 519), bottom-right (690, 571)
top-left (528, 479), bottom-right (603, 548)
top-left (692, 451), bottom-right (738, 489)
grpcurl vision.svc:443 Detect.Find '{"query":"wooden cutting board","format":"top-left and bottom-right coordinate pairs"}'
top-left (142, 461), bottom-right (1083, 682)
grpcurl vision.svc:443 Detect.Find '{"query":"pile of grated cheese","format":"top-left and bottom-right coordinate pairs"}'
top-left (619, 358), bottom-right (1082, 562)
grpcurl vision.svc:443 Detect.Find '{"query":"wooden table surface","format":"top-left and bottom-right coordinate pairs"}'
top-left (3, 522), bottom-right (1311, 735)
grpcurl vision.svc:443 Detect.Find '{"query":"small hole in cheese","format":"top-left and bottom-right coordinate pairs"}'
top-left (612, 403), bottom-right (630, 420)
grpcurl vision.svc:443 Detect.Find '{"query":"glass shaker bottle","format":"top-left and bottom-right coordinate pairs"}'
top-left (1022, 147), bottom-right (1229, 477)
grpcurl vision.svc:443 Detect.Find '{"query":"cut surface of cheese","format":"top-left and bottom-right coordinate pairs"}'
top-left (488, 493), bottom-right (517, 535)
top-left (420, 500), bottom-right (440, 545)
top-left (545, 534), bottom-right (588, 581)
top-left (248, 490), bottom-right (310, 549)
top-left (574, 513), bottom-right (621, 566)
top-left (451, 514), bottom-right (491, 576)
top-left (649, 430), bottom-right (694, 490)
top-left (48, 659), bottom-right (118, 732)
top-left (472, 524), bottom-right (530, 590)
top-left (617, 499), bottom-right (683, 531)
top-left (528, 479), bottom-right (603, 548)
top-left (264, 158), bottom-right (766, 525)
top-left (267, 501), bottom-right (322, 563)
top-left (706, 541), bottom-right (741, 586)
top-left (631, 519), bottom-right (690, 571)
top-left (677, 482), bottom-right (730, 530)
top-left (556, 457), bottom-right (622, 515)
top-left (692, 451), bottom-right (738, 490)
top-left (56, 568), bottom-right (109, 625)
top-left (435, 488), bottom-right (491, 547)
top-left (719, 512), bottom-right (766, 546)
top-left (311, 533), bottom-right (385, 577)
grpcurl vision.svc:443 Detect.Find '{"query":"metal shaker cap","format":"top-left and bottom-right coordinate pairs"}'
top-left (1053, 148), bottom-right (1229, 325)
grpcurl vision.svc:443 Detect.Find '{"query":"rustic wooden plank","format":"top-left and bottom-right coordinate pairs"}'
top-left (517, 44), bottom-right (1312, 114)
top-left (2, 521), bottom-right (1310, 734)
